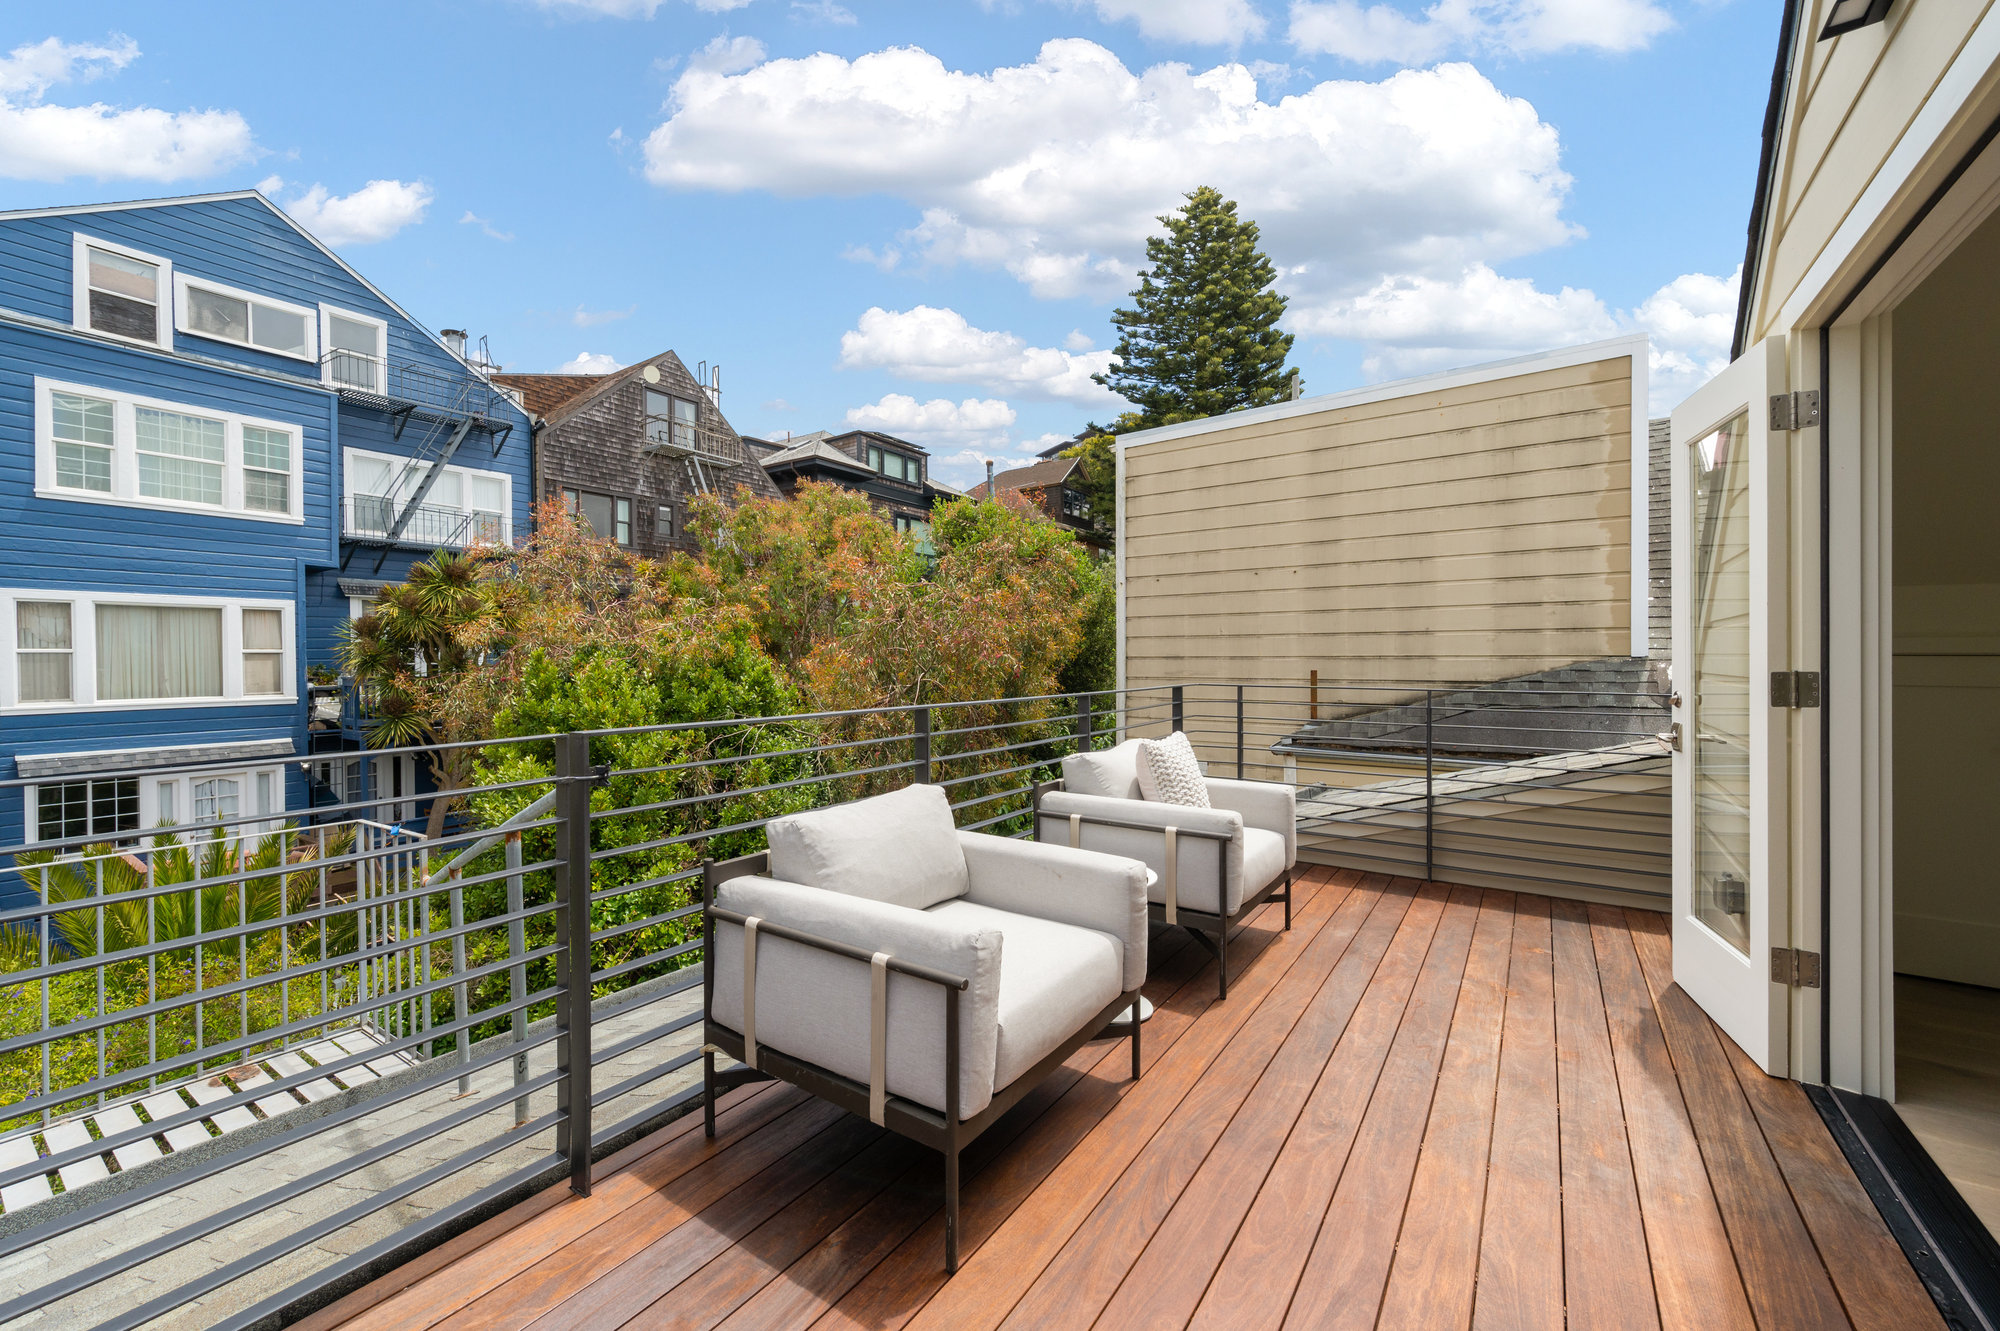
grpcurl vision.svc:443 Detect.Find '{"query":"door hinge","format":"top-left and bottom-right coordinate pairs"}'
top-left (1772, 946), bottom-right (1822, 988)
top-left (1769, 390), bottom-right (1822, 431)
top-left (1770, 670), bottom-right (1822, 708)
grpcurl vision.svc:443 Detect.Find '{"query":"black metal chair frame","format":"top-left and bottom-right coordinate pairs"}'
top-left (699, 850), bottom-right (1142, 1273)
top-left (1031, 780), bottom-right (1293, 1000)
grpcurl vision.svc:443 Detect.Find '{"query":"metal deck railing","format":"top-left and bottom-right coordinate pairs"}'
top-left (0, 673), bottom-right (1671, 1325)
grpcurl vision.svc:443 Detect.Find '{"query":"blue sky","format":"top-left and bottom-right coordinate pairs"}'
top-left (1, 1), bottom-right (1776, 487)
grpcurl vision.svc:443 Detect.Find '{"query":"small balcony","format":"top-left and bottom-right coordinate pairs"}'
top-left (322, 349), bottom-right (515, 444)
top-left (341, 494), bottom-right (507, 550)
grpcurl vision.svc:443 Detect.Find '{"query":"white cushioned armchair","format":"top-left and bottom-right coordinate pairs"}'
top-left (700, 783), bottom-right (1149, 1272)
top-left (1033, 737), bottom-right (1296, 999)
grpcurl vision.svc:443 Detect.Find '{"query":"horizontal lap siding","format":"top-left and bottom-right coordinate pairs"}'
top-left (1123, 356), bottom-right (1635, 697)
top-left (1750, 0), bottom-right (1999, 340)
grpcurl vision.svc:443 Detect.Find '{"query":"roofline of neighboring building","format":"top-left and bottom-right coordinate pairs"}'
top-left (0, 189), bottom-right (506, 396)
top-left (1731, 0), bottom-right (1805, 361)
top-left (823, 427), bottom-right (930, 455)
top-left (1117, 333), bottom-right (1651, 451)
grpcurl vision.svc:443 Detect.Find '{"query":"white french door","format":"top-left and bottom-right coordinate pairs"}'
top-left (1671, 336), bottom-right (1792, 1074)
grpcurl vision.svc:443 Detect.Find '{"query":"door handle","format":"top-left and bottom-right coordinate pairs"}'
top-left (1657, 722), bottom-right (1683, 752)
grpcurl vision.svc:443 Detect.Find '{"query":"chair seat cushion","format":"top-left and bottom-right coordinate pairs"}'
top-left (927, 899), bottom-right (1123, 1092)
top-left (767, 783), bottom-right (969, 911)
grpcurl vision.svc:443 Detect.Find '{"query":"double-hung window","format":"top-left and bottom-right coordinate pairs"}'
top-left (36, 378), bottom-right (302, 521)
top-left (242, 609), bottom-right (285, 695)
top-left (16, 602), bottom-right (73, 703)
top-left (322, 307), bottom-right (387, 392)
top-left (74, 236), bottom-right (169, 346)
top-left (136, 406), bottom-right (226, 506)
top-left (51, 391), bottom-right (113, 493)
top-left (177, 276), bottom-right (315, 360)
top-left (36, 778), bottom-right (139, 843)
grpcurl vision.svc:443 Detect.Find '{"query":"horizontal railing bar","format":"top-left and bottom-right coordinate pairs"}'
top-left (588, 897), bottom-right (702, 944)
top-left (591, 936), bottom-right (703, 986)
top-left (589, 1044), bottom-right (701, 1108)
top-left (589, 1007), bottom-right (703, 1069)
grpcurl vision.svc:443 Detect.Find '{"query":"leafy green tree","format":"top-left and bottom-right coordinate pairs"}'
top-left (1094, 186), bottom-right (1296, 429)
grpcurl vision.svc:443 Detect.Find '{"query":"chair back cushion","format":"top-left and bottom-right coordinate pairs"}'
top-left (1062, 739), bottom-right (1146, 800)
top-left (1136, 731), bottom-right (1211, 808)
top-left (767, 782), bottom-right (969, 910)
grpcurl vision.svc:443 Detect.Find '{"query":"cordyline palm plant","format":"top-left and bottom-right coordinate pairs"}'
top-left (340, 549), bottom-right (510, 839)
top-left (6, 826), bottom-right (326, 962)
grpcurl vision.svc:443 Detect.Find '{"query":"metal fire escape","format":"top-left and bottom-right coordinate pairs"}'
top-left (329, 343), bottom-right (516, 569)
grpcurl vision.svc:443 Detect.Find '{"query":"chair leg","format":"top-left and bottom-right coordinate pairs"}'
top-left (703, 1050), bottom-right (717, 1139)
top-left (944, 1147), bottom-right (961, 1274)
top-left (1284, 869), bottom-right (1293, 930)
top-left (1131, 998), bottom-right (1143, 1080)
top-left (1216, 922), bottom-right (1230, 1000)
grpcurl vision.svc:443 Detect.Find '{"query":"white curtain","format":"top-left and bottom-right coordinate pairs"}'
top-left (242, 608), bottom-right (284, 695)
top-left (96, 605), bottom-right (223, 700)
top-left (17, 601), bottom-right (72, 702)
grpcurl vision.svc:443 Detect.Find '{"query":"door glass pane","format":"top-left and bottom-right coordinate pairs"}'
top-left (1689, 412), bottom-right (1753, 956)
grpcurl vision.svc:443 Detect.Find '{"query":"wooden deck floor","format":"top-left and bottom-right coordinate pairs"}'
top-left (305, 869), bottom-right (1943, 1331)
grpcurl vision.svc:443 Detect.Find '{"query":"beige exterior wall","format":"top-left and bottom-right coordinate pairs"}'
top-left (1120, 351), bottom-right (1639, 704)
top-left (1746, 0), bottom-right (2000, 341)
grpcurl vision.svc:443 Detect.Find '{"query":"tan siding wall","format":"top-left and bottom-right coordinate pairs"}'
top-left (1749, 0), bottom-right (1999, 341)
top-left (1122, 355), bottom-right (1635, 699)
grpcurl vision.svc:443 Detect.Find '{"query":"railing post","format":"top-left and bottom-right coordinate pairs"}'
top-left (450, 867), bottom-right (470, 1096)
top-left (1171, 685), bottom-right (1184, 735)
top-left (555, 733), bottom-right (594, 1196)
top-left (913, 706), bottom-right (932, 785)
top-left (1075, 692), bottom-right (1093, 754)
top-left (1310, 669), bottom-right (1319, 721)
top-left (1236, 685), bottom-right (1245, 779)
top-left (507, 830), bottom-right (529, 1126)
top-left (1424, 690), bottom-right (1436, 882)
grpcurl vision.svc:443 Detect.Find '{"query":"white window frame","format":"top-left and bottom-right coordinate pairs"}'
top-left (26, 762), bottom-right (288, 847)
top-left (71, 232), bottom-right (172, 348)
top-left (319, 304), bottom-right (388, 390)
top-left (33, 376), bottom-right (305, 523)
top-left (173, 272), bottom-right (319, 363)
top-left (0, 590), bottom-right (295, 713)
top-left (343, 446), bottom-right (512, 546)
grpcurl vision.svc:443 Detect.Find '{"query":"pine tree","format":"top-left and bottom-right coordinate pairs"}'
top-left (1094, 186), bottom-right (1296, 429)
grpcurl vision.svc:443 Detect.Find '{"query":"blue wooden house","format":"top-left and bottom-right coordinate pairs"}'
top-left (0, 191), bottom-right (532, 902)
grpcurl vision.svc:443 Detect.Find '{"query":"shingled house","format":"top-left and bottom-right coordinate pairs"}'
top-left (966, 456), bottom-right (1103, 549)
top-left (745, 428), bottom-right (959, 540)
top-left (494, 351), bottom-right (779, 556)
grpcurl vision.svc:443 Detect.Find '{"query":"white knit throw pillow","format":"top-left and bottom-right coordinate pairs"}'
top-left (1136, 731), bottom-right (1210, 808)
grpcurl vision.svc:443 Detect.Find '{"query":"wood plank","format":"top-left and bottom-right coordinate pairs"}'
top-left (1001, 871), bottom-right (1392, 1331)
top-left (326, 1081), bottom-right (806, 1331)
top-left (1587, 904), bottom-right (1755, 1331)
top-left (895, 872), bottom-right (1364, 1331)
top-left (511, 1113), bottom-right (886, 1331)
top-left (1283, 884), bottom-right (1485, 1330)
top-left (1548, 896), bottom-right (1660, 1330)
top-left (1088, 876), bottom-right (1422, 1331)
top-left (1626, 912), bottom-right (1941, 1331)
top-left (436, 1097), bottom-right (853, 1331)
top-left (1619, 909), bottom-right (1854, 1331)
top-left (809, 871), bottom-right (1346, 1331)
top-left (1472, 893), bottom-right (1564, 1331)
top-left (1184, 881), bottom-right (1452, 1331)
top-left (1372, 888), bottom-right (1516, 1331)
top-left (612, 1130), bottom-right (925, 1331)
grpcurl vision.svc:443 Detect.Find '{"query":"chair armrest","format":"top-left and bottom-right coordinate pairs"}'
top-left (710, 875), bottom-right (1003, 1118)
top-left (1035, 790), bottom-right (1244, 916)
top-left (956, 831), bottom-right (1149, 991)
top-left (1202, 777), bottom-right (1297, 866)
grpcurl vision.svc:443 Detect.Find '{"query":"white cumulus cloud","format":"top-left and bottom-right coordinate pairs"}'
top-left (689, 35), bottom-right (766, 74)
top-left (1288, 0), bottom-right (1673, 65)
top-left (840, 306), bottom-right (1118, 405)
top-left (531, 0), bottom-right (753, 15)
top-left (1635, 265), bottom-right (1739, 411)
top-left (844, 394), bottom-right (1017, 448)
top-left (643, 41), bottom-right (1575, 303)
top-left (279, 179), bottom-right (434, 246)
top-left (0, 35), bottom-right (255, 182)
top-left (557, 351), bottom-right (622, 373)
top-left (1054, 0), bottom-right (1269, 44)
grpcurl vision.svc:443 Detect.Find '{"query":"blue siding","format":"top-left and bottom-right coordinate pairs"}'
top-left (0, 194), bottom-right (533, 910)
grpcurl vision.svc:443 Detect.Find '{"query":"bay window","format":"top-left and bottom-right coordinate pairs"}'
top-left (35, 378), bottom-right (302, 522)
top-left (5, 593), bottom-right (292, 710)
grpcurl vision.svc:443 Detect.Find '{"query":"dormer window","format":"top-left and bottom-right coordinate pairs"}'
top-left (868, 445), bottom-right (919, 483)
top-left (73, 235), bottom-right (170, 346)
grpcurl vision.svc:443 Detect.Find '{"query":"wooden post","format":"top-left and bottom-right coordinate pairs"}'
top-left (1310, 669), bottom-right (1319, 721)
